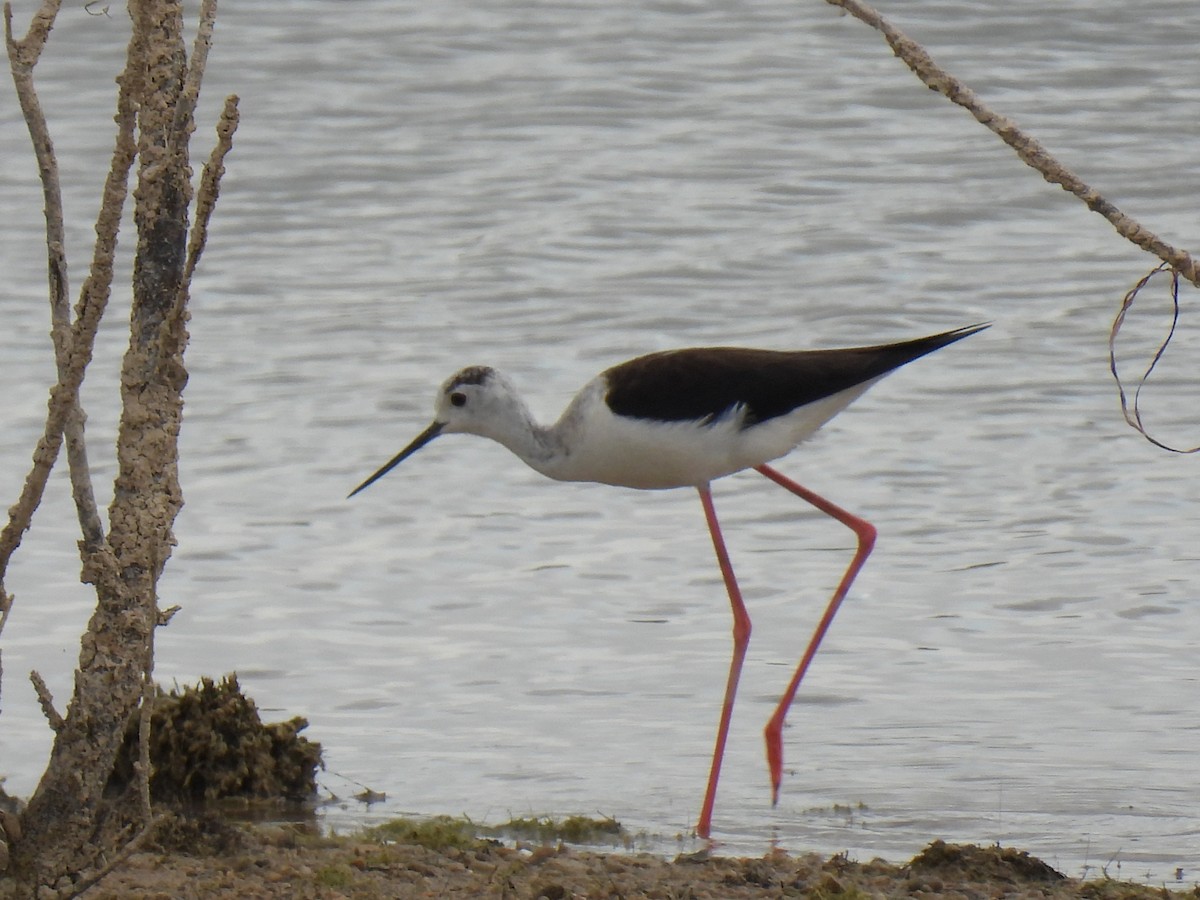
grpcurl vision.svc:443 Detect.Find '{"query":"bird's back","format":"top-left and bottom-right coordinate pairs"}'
top-left (521, 325), bottom-right (986, 490)
top-left (603, 325), bottom-right (986, 428)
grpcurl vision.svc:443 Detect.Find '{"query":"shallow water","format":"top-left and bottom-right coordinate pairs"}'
top-left (1, 0), bottom-right (1198, 884)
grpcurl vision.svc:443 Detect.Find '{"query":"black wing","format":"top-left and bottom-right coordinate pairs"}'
top-left (602, 324), bottom-right (988, 427)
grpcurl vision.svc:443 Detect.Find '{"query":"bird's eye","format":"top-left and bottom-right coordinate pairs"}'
top-left (449, 391), bottom-right (467, 407)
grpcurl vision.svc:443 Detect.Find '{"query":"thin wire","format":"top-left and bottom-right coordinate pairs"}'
top-left (1108, 263), bottom-right (1200, 453)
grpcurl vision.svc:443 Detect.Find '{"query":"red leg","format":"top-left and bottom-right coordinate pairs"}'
top-left (695, 484), bottom-right (751, 839)
top-left (753, 463), bottom-right (877, 805)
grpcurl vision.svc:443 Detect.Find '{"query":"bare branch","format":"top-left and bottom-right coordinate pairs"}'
top-left (824, 0), bottom-right (1200, 286)
top-left (30, 671), bottom-right (65, 733)
top-left (0, 0), bottom-right (128, 633)
top-left (181, 94), bottom-right (239, 292)
top-left (0, 0), bottom-right (144, 618)
top-left (3, 0), bottom-right (62, 68)
top-left (4, 2), bottom-right (68, 340)
top-left (168, 0), bottom-right (217, 159)
top-left (5, 0), bottom-right (104, 543)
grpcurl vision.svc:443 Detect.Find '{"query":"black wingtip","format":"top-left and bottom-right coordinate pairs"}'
top-left (956, 321), bottom-right (992, 337)
top-left (909, 321), bottom-right (991, 355)
top-left (935, 322), bottom-right (991, 343)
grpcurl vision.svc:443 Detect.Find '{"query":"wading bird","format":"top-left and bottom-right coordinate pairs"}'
top-left (350, 323), bottom-right (988, 837)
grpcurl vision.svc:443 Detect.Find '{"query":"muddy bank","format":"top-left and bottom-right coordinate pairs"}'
top-left (87, 818), bottom-right (1193, 899)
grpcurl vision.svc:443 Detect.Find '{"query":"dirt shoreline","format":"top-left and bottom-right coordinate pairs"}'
top-left (84, 820), bottom-right (1194, 899)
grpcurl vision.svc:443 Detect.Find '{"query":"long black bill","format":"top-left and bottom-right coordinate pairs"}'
top-left (348, 420), bottom-right (445, 498)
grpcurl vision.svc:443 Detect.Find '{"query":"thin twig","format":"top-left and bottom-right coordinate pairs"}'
top-left (29, 670), bottom-right (65, 733)
top-left (165, 0), bottom-right (233, 349)
top-left (3, 0), bottom-right (63, 70)
top-left (64, 10), bottom-right (145, 557)
top-left (182, 94), bottom-right (239, 290)
top-left (824, 0), bottom-right (1200, 286)
top-left (168, 0), bottom-right (218, 159)
top-left (4, 1), bottom-right (68, 343)
top-left (1, 0), bottom-right (105, 634)
top-left (0, 0), bottom-right (142, 618)
top-left (0, 0), bottom-right (111, 632)
top-left (5, 0), bottom-right (103, 547)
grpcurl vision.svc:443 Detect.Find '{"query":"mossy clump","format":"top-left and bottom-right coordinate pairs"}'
top-left (108, 674), bottom-right (323, 804)
top-left (909, 839), bottom-right (1066, 883)
top-left (488, 814), bottom-right (624, 845)
top-left (362, 813), bottom-right (626, 853)
top-left (364, 815), bottom-right (488, 851)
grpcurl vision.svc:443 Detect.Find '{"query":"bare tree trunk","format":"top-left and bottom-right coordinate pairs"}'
top-left (2, 0), bottom-right (232, 893)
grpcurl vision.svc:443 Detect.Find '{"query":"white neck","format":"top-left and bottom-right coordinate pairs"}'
top-left (470, 394), bottom-right (568, 477)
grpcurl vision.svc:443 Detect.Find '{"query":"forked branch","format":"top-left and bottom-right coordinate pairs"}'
top-left (0, 0), bottom-right (134, 638)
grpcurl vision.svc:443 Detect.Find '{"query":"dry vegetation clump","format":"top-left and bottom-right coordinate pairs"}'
top-left (108, 675), bottom-right (323, 804)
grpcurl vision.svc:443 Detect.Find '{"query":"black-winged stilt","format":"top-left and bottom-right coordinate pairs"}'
top-left (350, 322), bottom-right (988, 838)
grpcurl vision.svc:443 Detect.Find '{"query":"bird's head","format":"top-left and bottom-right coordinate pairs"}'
top-left (430, 365), bottom-right (524, 437)
top-left (348, 365), bottom-right (525, 497)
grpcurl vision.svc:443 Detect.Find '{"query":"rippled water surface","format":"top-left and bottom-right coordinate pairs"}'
top-left (1, 0), bottom-right (1198, 883)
